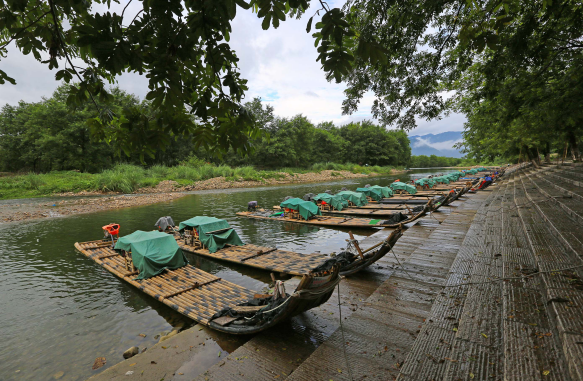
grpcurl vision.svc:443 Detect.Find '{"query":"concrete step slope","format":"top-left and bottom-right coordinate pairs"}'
top-left (285, 191), bottom-right (491, 380)
top-left (531, 170), bottom-right (583, 202)
top-left (546, 168), bottom-right (583, 190)
top-left (522, 171), bottom-right (583, 224)
top-left (518, 173), bottom-right (583, 260)
top-left (515, 173), bottom-right (583, 380)
top-left (388, 175), bottom-right (510, 380)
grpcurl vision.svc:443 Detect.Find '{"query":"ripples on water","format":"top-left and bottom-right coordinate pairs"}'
top-left (0, 170), bottom-right (453, 380)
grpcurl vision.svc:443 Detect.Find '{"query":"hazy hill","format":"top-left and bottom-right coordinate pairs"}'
top-left (409, 131), bottom-right (464, 158)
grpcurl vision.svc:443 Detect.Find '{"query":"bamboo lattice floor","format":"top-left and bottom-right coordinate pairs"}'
top-left (75, 242), bottom-right (256, 325)
top-left (176, 240), bottom-right (330, 276)
top-left (322, 208), bottom-right (412, 217)
top-left (236, 212), bottom-right (399, 229)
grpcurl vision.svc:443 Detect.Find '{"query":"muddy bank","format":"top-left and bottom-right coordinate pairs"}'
top-left (2, 169), bottom-right (404, 224)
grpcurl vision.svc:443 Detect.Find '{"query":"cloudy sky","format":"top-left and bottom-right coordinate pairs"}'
top-left (0, 1), bottom-right (465, 137)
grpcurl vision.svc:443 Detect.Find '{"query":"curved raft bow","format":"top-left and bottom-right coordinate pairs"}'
top-left (177, 225), bottom-right (404, 277)
top-left (75, 238), bottom-right (341, 334)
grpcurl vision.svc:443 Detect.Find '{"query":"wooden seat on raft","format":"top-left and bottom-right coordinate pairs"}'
top-left (120, 250), bottom-right (137, 273)
top-left (184, 228), bottom-right (204, 249)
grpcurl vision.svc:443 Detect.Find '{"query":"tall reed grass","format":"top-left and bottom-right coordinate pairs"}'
top-left (310, 162), bottom-right (395, 174)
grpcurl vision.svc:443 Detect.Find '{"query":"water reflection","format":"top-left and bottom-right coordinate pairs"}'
top-left (0, 169), bottom-right (447, 380)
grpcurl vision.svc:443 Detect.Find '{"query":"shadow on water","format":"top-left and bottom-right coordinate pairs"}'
top-left (0, 170), bottom-right (449, 380)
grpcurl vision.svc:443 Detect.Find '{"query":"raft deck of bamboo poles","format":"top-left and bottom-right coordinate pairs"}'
top-left (176, 226), bottom-right (402, 277)
top-left (236, 212), bottom-right (401, 228)
top-left (75, 240), bottom-right (256, 326)
top-left (76, 239), bottom-right (342, 334)
top-left (177, 241), bottom-right (330, 276)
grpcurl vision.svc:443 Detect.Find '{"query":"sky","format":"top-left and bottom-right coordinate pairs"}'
top-left (0, 1), bottom-right (466, 138)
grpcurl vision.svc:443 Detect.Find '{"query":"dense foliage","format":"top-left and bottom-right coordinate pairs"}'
top-left (0, 0), bottom-right (388, 158)
top-left (2, 0), bottom-right (581, 163)
top-left (0, 87), bottom-right (411, 172)
top-left (342, 0), bottom-right (583, 162)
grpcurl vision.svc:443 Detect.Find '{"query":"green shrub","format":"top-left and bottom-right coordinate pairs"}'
top-left (168, 166), bottom-right (201, 181)
top-left (25, 172), bottom-right (46, 189)
top-left (216, 164), bottom-right (235, 178)
top-left (181, 155), bottom-right (206, 168)
top-left (93, 164), bottom-right (146, 193)
top-left (148, 164), bottom-right (170, 178)
top-left (198, 164), bottom-right (217, 179)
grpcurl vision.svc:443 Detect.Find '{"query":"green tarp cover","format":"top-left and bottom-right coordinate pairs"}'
top-left (445, 172), bottom-right (462, 181)
top-left (115, 230), bottom-right (188, 280)
top-left (356, 187), bottom-right (383, 201)
top-left (390, 182), bottom-right (417, 194)
top-left (280, 198), bottom-right (322, 220)
top-left (415, 178), bottom-right (436, 188)
top-left (178, 216), bottom-right (244, 253)
top-left (433, 176), bottom-right (450, 184)
top-left (312, 193), bottom-right (349, 211)
top-left (468, 169), bottom-right (478, 175)
top-left (370, 185), bottom-right (394, 198)
top-left (336, 191), bottom-right (369, 207)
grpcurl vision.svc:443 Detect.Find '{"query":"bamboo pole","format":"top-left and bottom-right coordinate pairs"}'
top-left (348, 231), bottom-right (364, 259)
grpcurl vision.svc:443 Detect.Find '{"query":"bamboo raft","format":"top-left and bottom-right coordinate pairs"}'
top-left (75, 240), bottom-right (341, 334)
top-left (238, 201), bottom-right (432, 229)
top-left (322, 208), bottom-right (414, 217)
top-left (176, 226), bottom-right (403, 277)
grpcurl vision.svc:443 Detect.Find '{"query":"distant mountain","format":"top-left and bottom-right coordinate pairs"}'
top-left (409, 131), bottom-right (464, 158)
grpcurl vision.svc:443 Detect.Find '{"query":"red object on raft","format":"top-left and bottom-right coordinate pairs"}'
top-left (102, 223), bottom-right (120, 237)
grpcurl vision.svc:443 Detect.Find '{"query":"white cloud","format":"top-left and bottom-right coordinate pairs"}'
top-left (0, 2), bottom-right (465, 135)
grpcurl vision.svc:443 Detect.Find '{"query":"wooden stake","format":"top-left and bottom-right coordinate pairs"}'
top-left (348, 231), bottom-right (364, 260)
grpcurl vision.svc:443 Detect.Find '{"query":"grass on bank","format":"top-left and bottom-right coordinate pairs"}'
top-left (0, 162), bottom-right (399, 200)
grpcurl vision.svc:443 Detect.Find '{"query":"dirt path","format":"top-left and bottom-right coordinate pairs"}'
top-left (1, 170), bottom-right (404, 224)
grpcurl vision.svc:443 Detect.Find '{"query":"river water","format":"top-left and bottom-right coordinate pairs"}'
top-left (0, 169), bottom-right (453, 380)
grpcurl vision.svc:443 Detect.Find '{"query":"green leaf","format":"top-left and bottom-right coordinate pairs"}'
top-left (234, 0), bottom-right (251, 10)
top-left (306, 16), bottom-right (313, 33)
top-left (261, 14), bottom-right (271, 30)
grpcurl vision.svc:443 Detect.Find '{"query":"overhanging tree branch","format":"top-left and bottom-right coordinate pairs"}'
top-left (47, 0), bottom-right (100, 112)
top-left (0, 10), bottom-right (51, 51)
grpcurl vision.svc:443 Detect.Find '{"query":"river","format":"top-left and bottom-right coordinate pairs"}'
top-left (0, 169), bottom-right (455, 380)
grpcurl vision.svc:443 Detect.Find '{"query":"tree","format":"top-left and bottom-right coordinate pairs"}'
top-left (0, 84), bottom-right (139, 172)
top-left (1, 0), bottom-right (388, 158)
top-left (340, 0), bottom-right (583, 138)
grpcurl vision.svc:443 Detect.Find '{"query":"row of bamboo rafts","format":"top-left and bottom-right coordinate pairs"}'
top-left (75, 240), bottom-right (342, 334)
top-left (237, 201), bottom-right (433, 229)
top-left (322, 191), bottom-right (463, 217)
top-left (176, 226), bottom-right (403, 277)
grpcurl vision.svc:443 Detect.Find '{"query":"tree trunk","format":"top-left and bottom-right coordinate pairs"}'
top-left (526, 146), bottom-right (540, 168)
top-left (568, 131), bottom-right (580, 162)
top-left (544, 142), bottom-right (551, 163)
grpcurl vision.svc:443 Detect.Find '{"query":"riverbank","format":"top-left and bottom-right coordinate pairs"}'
top-left (0, 169), bottom-right (404, 223)
top-left (0, 163), bottom-right (404, 200)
